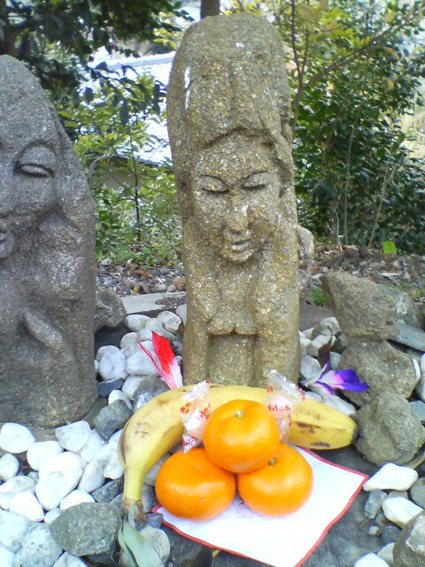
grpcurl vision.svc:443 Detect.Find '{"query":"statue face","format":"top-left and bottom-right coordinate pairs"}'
top-left (0, 100), bottom-right (58, 259)
top-left (192, 134), bottom-right (280, 263)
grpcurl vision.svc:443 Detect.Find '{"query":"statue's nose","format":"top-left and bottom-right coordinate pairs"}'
top-left (226, 200), bottom-right (249, 234)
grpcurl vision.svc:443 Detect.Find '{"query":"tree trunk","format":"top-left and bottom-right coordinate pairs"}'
top-left (201, 0), bottom-right (220, 19)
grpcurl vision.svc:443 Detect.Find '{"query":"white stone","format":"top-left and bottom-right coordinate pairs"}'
top-left (9, 491), bottom-right (44, 522)
top-left (329, 351), bottom-right (342, 370)
top-left (44, 508), bottom-right (62, 525)
top-left (27, 441), bottom-right (64, 472)
top-left (300, 355), bottom-right (321, 383)
top-left (317, 392), bottom-right (356, 416)
top-left (377, 543), bottom-right (394, 566)
top-left (299, 337), bottom-right (311, 356)
top-left (36, 468), bottom-right (83, 511)
top-left (120, 332), bottom-right (138, 349)
top-left (0, 476), bottom-right (36, 511)
top-left (77, 430), bottom-right (106, 463)
top-left (141, 526), bottom-right (170, 562)
top-left (137, 318), bottom-right (175, 341)
top-left (363, 463), bottom-right (418, 492)
top-left (305, 391), bottom-right (322, 402)
top-left (59, 489), bottom-right (94, 511)
top-left (95, 345), bottom-right (120, 362)
top-left (354, 553), bottom-right (390, 567)
top-left (38, 451), bottom-right (86, 479)
top-left (122, 376), bottom-right (143, 400)
top-left (98, 349), bottom-right (128, 381)
top-left (0, 509), bottom-right (29, 552)
top-left (307, 335), bottom-right (332, 358)
top-left (382, 496), bottom-right (423, 527)
top-left (55, 421), bottom-right (91, 452)
top-left (108, 389), bottom-right (132, 409)
top-left (126, 346), bottom-right (160, 376)
top-left (0, 544), bottom-right (15, 567)
top-left (175, 304), bottom-right (187, 326)
top-left (315, 317), bottom-right (341, 337)
top-left (157, 311), bottom-right (182, 334)
top-left (0, 454), bottom-right (19, 481)
top-left (0, 423), bottom-right (35, 454)
top-left (125, 314), bottom-right (151, 331)
top-left (53, 552), bottom-right (87, 566)
top-left (103, 447), bottom-right (124, 480)
top-left (94, 359), bottom-right (99, 373)
top-left (302, 327), bottom-right (314, 339)
top-left (78, 459), bottom-right (105, 493)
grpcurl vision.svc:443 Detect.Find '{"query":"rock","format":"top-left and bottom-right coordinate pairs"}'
top-left (175, 304), bottom-right (187, 326)
top-left (307, 335), bottom-right (332, 358)
top-left (0, 544), bottom-right (15, 567)
top-left (380, 524), bottom-right (402, 545)
top-left (27, 441), bottom-right (63, 472)
top-left (410, 400), bottom-right (425, 422)
top-left (93, 400), bottom-right (132, 441)
top-left (377, 543), bottom-right (394, 566)
top-left (140, 526), bottom-right (170, 563)
top-left (157, 311), bottom-right (182, 334)
top-left (395, 322), bottom-right (425, 352)
top-left (133, 376), bottom-right (169, 411)
top-left (0, 423), bottom-right (35, 454)
top-left (300, 355), bottom-right (321, 383)
top-left (103, 445), bottom-right (124, 480)
top-left (14, 523), bottom-right (62, 567)
top-left (299, 337), bottom-right (311, 356)
top-left (77, 430), bottom-right (106, 464)
top-left (95, 345), bottom-right (120, 362)
top-left (53, 552), bottom-right (87, 566)
top-left (124, 314), bottom-right (151, 331)
top-left (98, 349), bottom-right (128, 381)
top-left (9, 491), bottom-right (45, 522)
top-left (410, 477), bottom-right (425, 508)
top-left (0, 509), bottom-right (29, 552)
top-left (38, 452), bottom-right (85, 479)
top-left (141, 484), bottom-right (155, 512)
top-left (126, 347), bottom-right (161, 377)
top-left (0, 453), bottom-right (19, 481)
top-left (363, 463), bottom-right (418, 492)
top-left (382, 496), bottom-right (423, 527)
top-left (55, 421), bottom-right (91, 452)
top-left (59, 490), bottom-right (94, 511)
top-left (36, 468), bottom-right (83, 511)
top-left (121, 292), bottom-right (187, 317)
top-left (354, 392), bottom-right (425, 466)
top-left (108, 389), bottom-right (132, 410)
top-left (0, 476), bottom-right (36, 511)
top-left (365, 491), bottom-right (387, 519)
top-left (120, 332), bottom-right (138, 349)
top-left (98, 378), bottom-right (124, 397)
top-left (144, 455), bottom-right (170, 487)
top-left (78, 459), bottom-right (105, 493)
top-left (50, 502), bottom-right (122, 561)
top-left (94, 285), bottom-right (126, 333)
top-left (91, 478), bottom-right (124, 503)
top-left (393, 511), bottom-right (425, 567)
top-left (297, 225), bottom-right (315, 293)
top-left (354, 553), bottom-right (390, 566)
top-left (121, 376), bottom-right (143, 400)
top-left (313, 317), bottom-right (341, 338)
top-left (44, 509), bottom-right (62, 525)
top-left (329, 351), bottom-right (342, 369)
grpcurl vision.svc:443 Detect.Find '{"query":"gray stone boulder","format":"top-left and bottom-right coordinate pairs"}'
top-left (354, 392), bottom-right (425, 466)
top-left (393, 511), bottom-right (425, 567)
top-left (14, 523), bottom-right (62, 567)
top-left (50, 502), bottom-right (122, 565)
top-left (95, 285), bottom-right (126, 333)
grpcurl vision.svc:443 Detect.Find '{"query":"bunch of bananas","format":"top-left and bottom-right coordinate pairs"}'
top-left (118, 384), bottom-right (356, 509)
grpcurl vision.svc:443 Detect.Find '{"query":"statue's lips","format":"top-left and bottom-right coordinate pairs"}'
top-left (226, 239), bottom-right (252, 252)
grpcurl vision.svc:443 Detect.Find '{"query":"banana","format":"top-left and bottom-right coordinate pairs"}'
top-left (119, 384), bottom-right (356, 509)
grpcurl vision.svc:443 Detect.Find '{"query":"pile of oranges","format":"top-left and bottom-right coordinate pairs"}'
top-left (155, 400), bottom-right (314, 521)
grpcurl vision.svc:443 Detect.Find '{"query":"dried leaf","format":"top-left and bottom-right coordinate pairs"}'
top-left (118, 520), bottom-right (163, 567)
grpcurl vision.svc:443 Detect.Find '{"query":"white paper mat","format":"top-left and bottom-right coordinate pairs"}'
top-left (157, 447), bottom-right (367, 567)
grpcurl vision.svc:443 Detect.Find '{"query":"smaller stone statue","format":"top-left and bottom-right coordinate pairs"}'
top-left (0, 56), bottom-right (98, 427)
top-left (167, 15), bottom-right (300, 386)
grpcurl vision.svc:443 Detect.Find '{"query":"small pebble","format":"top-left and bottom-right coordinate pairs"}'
top-left (368, 525), bottom-right (380, 536)
top-left (14, 523), bottom-right (62, 567)
top-left (0, 476), bottom-right (36, 511)
top-left (382, 496), bottom-right (423, 527)
top-left (94, 400), bottom-right (132, 441)
top-left (0, 423), bottom-right (35, 454)
top-left (124, 314), bottom-right (151, 331)
top-left (0, 544), bottom-right (15, 567)
top-left (27, 441), bottom-right (63, 472)
top-left (59, 490), bottom-right (95, 511)
top-left (410, 477), bottom-right (425, 508)
top-left (95, 345), bottom-right (120, 362)
top-left (157, 311), bottom-right (182, 334)
top-left (380, 524), bottom-right (402, 545)
top-left (78, 459), bottom-right (105, 493)
top-left (36, 469), bottom-right (83, 511)
top-left (363, 463), bottom-right (418, 492)
top-left (0, 509), bottom-right (29, 552)
top-left (377, 542), bottom-right (394, 566)
top-left (55, 421), bottom-right (91, 452)
top-left (108, 389), bottom-right (132, 409)
top-left (98, 349), bottom-right (128, 381)
top-left (38, 452), bottom-right (85, 479)
top-left (121, 376), bottom-right (143, 400)
top-left (410, 400), bottom-right (425, 422)
top-left (44, 509), bottom-right (61, 525)
top-left (354, 553), bottom-right (390, 566)
top-left (140, 525), bottom-right (170, 563)
top-left (77, 430), bottom-right (106, 464)
top-left (9, 491), bottom-right (44, 522)
top-left (0, 454), bottom-right (19, 481)
top-left (53, 552), bottom-right (87, 566)
top-left (365, 490), bottom-right (387, 519)
top-left (98, 378), bottom-right (124, 397)
top-left (120, 332), bottom-right (138, 349)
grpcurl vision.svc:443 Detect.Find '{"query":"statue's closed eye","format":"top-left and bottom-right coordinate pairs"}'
top-left (17, 146), bottom-right (56, 178)
top-left (242, 171), bottom-right (269, 190)
top-left (198, 176), bottom-right (227, 193)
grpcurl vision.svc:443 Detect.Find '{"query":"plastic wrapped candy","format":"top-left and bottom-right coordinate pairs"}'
top-left (266, 370), bottom-right (306, 443)
top-left (180, 380), bottom-right (211, 452)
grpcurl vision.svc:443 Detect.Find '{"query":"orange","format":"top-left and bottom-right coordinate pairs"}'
top-left (155, 448), bottom-right (236, 521)
top-left (237, 443), bottom-right (313, 517)
top-left (203, 399), bottom-right (280, 473)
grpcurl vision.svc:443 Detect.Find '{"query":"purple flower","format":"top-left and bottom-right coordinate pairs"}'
top-left (315, 362), bottom-right (369, 396)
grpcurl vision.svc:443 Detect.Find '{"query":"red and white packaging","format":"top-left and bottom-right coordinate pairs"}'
top-left (180, 380), bottom-right (211, 452)
top-left (266, 370), bottom-right (306, 443)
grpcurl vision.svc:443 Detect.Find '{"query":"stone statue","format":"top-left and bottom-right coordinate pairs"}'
top-left (167, 14), bottom-right (300, 386)
top-left (0, 56), bottom-right (98, 427)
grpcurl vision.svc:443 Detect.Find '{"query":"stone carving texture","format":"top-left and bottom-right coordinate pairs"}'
top-left (167, 14), bottom-right (299, 386)
top-left (0, 56), bottom-right (98, 427)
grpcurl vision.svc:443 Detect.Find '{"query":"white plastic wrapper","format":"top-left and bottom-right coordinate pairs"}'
top-left (180, 380), bottom-right (211, 452)
top-left (266, 370), bottom-right (306, 443)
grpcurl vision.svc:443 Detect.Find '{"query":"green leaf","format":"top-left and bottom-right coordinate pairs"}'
top-left (383, 10), bottom-right (396, 24)
top-left (382, 241), bottom-right (397, 255)
top-left (118, 521), bottom-right (163, 567)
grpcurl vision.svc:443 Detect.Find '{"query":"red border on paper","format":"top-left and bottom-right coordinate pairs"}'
top-left (153, 449), bottom-right (369, 567)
